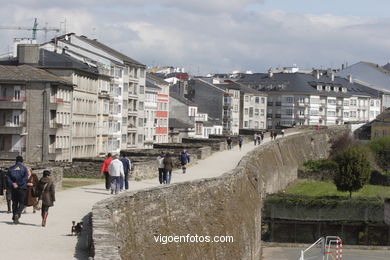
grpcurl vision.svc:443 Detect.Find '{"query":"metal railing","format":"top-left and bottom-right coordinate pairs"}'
top-left (299, 236), bottom-right (342, 260)
top-left (0, 96), bottom-right (26, 102)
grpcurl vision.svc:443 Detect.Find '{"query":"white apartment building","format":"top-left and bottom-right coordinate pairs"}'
top-left (238, 71), bottom-right (381, 129)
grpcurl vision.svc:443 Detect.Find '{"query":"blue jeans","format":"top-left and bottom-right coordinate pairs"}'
top-left (164, 170), bottom-right (172, 184)
top-left (158, 168), bottom-right (164, 184)
top-left (110, 176), bottom-right (120, 194)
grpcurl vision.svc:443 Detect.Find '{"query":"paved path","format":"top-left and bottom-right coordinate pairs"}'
top-left (0, 133), bottom-right (293, 260)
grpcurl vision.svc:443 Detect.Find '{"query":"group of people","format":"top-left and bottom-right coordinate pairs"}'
top-left (0, 156), bottom-right (55, 226)
top-left (100, 152), bottom-right (132, 195)
top-left (253, 132), bottom-right (265, 145)
top-left (270, 129), bottom-right (285, 140)
top-left (157, 149), bottom-right (190, 184)
top-left (226, 136), bottom-right (244, 151)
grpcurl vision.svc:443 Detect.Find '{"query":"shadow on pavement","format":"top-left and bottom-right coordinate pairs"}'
top-left (74, 212), bottom-right (93, 260)
top-left (0, 220), bottom-right (40, 227)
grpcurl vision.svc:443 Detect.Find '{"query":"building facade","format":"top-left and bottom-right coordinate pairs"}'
top-left (0, 64), bottom-right (73, 162)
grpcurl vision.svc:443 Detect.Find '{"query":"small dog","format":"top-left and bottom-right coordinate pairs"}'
top-left (71, 221), bottom-right (83, 236)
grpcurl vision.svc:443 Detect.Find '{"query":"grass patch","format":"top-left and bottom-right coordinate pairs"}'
top-left (285, 179), bottom-right (390, 198)
top-left (62, 178), bottom-right (104, 189)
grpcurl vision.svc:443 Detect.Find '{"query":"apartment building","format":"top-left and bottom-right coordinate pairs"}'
top-left (169, 91), bottom-right (197, 141)
top-left (144, 81), bottom-right (160, 148)
top-left (147, 73), bottom-right (169, 143)
top-left (337, 61), bottom-right (390, 110)
top-left (0, 64), bottom-right (73, 162)
top-left (186, 79), bottom-right (240, 135)
top-left (238, 71), bottom-right (381, 128)
top-left (36, 48), bottom-right (100, 158)
top-left (42, 33), bottom-right (146, 151)
top-left (214, 82), bottom-right (267, 130)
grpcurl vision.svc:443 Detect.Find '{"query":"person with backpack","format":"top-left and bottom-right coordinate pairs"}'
top-left (179, 149), bottom-right (190, 174)
top-left (156, 151), bottom-right (165, 184)
top-left (7, 156), bottom-right (28, 224)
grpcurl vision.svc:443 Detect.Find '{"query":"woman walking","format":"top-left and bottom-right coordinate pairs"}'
top-left (163, 152), bottom-right (174, 184)
top-left (24, 168), bottom-right (39, 213)
top-left (36, 170), bottom-right (55, 227)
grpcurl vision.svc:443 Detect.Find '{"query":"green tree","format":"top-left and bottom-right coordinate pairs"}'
top-left (333, 146), bottom-right (371, 197)
top-left (370, 136), bottom-right (390, 173)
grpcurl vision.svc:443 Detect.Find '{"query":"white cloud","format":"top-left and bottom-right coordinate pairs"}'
top-left (0, 2), bottom-right (389, 74)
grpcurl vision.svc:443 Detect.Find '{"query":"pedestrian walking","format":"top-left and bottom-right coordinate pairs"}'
top-left (0, 167), bottom-right (11, 213)
top-left (226, 136), bottom-right (233, 150)
top-left (281, 129), bottom-right (285, 137)
top-left (156, 152), bottom-right (165, 184)
top-left (163, 152), bottom-right (174, 184)
top-left (238, 136), bottom-right (243, 151)
top-left (108, 156), bottom-right (124, 195)
top-left (274, 131), bottom-right (278, 140)
top-left (6, 156), bottom-right (28, 224)
top-left (270, 131), bottom-right (274, 140)
top-left (256, 133), bottom-right (261, 145)
top-left (120, 152), bottom-right (131, 191)
top-left (179, 149), bottom-right (190, 174)
top-left (24, 168), bottom-right (39, 213)
top-left (253, 133), bottom-right (258, 145)
top-left (260, 131), bottom-right (264, 141)
top-left (100, 153), bottom-right (112, 191)
top-left (36, 170), bottom-right (55, 227)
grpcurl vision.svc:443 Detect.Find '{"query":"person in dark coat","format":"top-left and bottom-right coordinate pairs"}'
top-left (36, 170), bottom-right (55, 227)
top-left (163, 152), bottom-right (174, 184)
top-left (120, 152), bottom-right (131, 191)
top-left (226, 137), bottom-right (232, 150)
top-left (7, 156), bottom-right (28, 224)
top-left (238, 136), bottom-right (243, 151)
top-left (179, 149), bottom-right (190, 174)
top-left (24, 168), bottom-right (39, 213)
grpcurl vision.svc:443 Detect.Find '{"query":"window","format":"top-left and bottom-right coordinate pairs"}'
top-left (343, 112), bottom-right (349, 118)
top-left (299, 110), bottom-right (305, 116)
top-left (260, 109), bottom-right (265, 116)
top-left (327, 110), bottom-right (336, 117)
top-left (139, 85), bottom-right (145, 94)
top-left (327, 99), bottom-right (336, 105)
top-left (244, 121), bottom-right (248, 127)
top-left (138, 118), bottom-right (143, 127)
top-left (310, 109), bottom-right (319, 116)
top-left (245, 96), bottom-right (249, 102)
top-left (254, 109), bottom-right (259, 116)
top-left (244, 108), bottom-right (249, 115)
top-left (255, 97), bottom-right (260, 103)
top-left (261, 97), bottom-right (265, 104)
top-left (139, 102), bottom-right (144, 110)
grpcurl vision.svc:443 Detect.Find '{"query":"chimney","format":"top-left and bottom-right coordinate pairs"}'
top-left (268, 68), bottom-right (273, 78)
top-left (313, 69), bottom-right (320, 79)
top-left (17, 44), bottom-right (40, 64)
top-left (331, 72), bottom-right (335, 81)
top-left (347, 74), bottom-right (353, 83)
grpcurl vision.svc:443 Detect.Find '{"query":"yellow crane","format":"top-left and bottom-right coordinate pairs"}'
top-left (0, 18), bottom-right (60, 41)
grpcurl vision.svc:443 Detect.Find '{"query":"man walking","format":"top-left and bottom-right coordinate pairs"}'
top-left (157, 152), bottom-right (165, 184)
top-left (120, 152), bottom-right (131, 191)
top-left (100, 153), bottom-right (112, 191)
top-left (179, 149), bottom-right (190, 174)
top-left (226, 136), bottom-right (233, 150)
top-left (7, 156), bottom-right (28, 224)
top-left (108, 156), bottom-right (124, 195)
top-left (238, 136), bottom-right (243, 151)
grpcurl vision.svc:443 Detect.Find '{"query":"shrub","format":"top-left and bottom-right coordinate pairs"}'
top-left (370, 136), bottom-right (390, 173)
top-left (333, 146), bottom-right (371, 197)
top-left (329, 132), bottom-right (354, 156)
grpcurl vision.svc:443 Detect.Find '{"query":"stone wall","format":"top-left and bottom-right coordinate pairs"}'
top-left (92, 127), bottom-right (347, 260)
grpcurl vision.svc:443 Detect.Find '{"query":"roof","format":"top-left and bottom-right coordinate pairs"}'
top-left (145, 80), bottom-right (161, 91)
top-left (169, 118), bottom-right (194, 129)
top-left (214, 81), bottom-right (264, 95)
top-left (383, 63), bottom-right (390, 72)
top-left (237, 72), bottom-right (377, 98)
top-left (147, 73), bottom-right (169, 86)
top-left (170, 91), bottom-right (197, 106)
top-left (38, 49), bottom-right (99, 74)
top-left (0, 65), bottom-right (73, 85)
top-left (75, 35), bottom-right (145, 67)
top-left (336, 62), bottom-right (390, 93)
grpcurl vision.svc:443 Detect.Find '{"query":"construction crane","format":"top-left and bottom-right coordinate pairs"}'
top-left (0, 18), bottom-right (61, 41)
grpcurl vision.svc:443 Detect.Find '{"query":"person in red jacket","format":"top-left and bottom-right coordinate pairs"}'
top-left (100, 153), bottom-right (112, 190)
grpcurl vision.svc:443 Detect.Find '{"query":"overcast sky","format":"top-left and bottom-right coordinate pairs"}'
top-left (0, 0), bottom-right (389, 74)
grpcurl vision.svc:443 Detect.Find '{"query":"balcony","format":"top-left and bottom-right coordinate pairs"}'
top-left (223, 104), bottom-right (233, 110)
top-left (267, 113), bottom-right (273, 118)
top-left (275, 114), bottom-right (281, 118)
top-left (0, 151), bottom-right (20, 160)
top-left (275, 102), bottom-right (281, 106)
top-left (0, 123), bottom-right (25, 134)
top-left (267, 102), bottom-right (273, 106)
top-left (0, 96), bottom-right (27, 109)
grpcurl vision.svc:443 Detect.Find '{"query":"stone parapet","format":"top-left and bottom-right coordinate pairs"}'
top-left (91, 128), bottom-right (344, 260)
